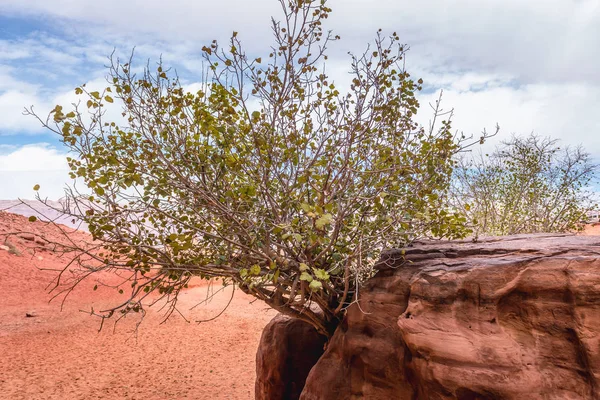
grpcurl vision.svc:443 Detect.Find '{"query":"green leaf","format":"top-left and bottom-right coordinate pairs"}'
top-left (250, 264), bottom-right (261, 275)
top-left (315, 213), bottom-right (333, 229)
top-left (309, 280), bottom-right (322, 291)
top-left (28, 215), bottom-right (37, 222)
top-left (314, 268), bottom-right (330, 281)
top-left (33, 184), bottom-right (40, 191)
top-left (292, 233), bottom-right (302, 242)
top-left (299, 263), bottom-right (309, 272)
top-left (300, 271), bottom-right (313, 282)
top-left (104, 95), bottom-right (114, 103)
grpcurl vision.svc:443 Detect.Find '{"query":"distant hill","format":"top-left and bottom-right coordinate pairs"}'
top-left (0, 199), bottom-right (88, 231)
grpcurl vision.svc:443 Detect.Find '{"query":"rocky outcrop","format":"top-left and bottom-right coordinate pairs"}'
top-left (255, 314), bottom-right (327, 400)
top-left (300, 234), bottom-right (600, 399)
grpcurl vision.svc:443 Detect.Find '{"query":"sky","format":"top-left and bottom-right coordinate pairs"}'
top-left (0, 0), bottom-right (599, 199)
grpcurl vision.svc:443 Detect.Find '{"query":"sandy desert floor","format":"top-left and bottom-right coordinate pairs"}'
top-left (582, 222), bottom-right (600, 236)
top-left (3, 209), bottom-right (599, 400)
top-left (0, 212), bottom-right (276, 400)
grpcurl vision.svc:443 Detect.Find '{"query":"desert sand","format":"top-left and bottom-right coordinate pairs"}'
top-left (0, 211), bottom-right (276, 399)
top-left (3, 208), bottom-right (598, 400)
top-left (582, 222), bottom-right (600, 236)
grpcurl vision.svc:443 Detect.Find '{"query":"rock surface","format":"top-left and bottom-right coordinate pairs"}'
top-left (256, 314), bottom-right (327, 400)
top-left (301, 234), bottom-right (600, 400)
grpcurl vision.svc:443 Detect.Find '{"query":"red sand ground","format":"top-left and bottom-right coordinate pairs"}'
top-left (4, 209), bottom-right (597, 400)
top-left (0, 212), bottom-right (276, 399)
top-left (582, 222), bottom-right (600, 236)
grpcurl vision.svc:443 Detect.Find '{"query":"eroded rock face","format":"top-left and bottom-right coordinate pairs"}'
top-left (301, 234), bottom-right (600, 400)
top-left (255, 314), bottom-right (327, 400)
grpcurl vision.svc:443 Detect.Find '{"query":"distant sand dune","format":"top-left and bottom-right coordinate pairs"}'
top-left (0, 199), bottom-right (87, 231)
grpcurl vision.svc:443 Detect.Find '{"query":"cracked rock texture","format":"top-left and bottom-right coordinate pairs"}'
top-left (300, 234), bottom-right (600, 400)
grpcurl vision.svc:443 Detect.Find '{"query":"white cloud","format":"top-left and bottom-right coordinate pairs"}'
top-left (0, 143), bottom-right (68, 171)
top-left (5, 0), bottom-right (595, 83)
top-left (0, 144), bottom-right (17, 154)
top-left (0, 66), bottom-right (39, 92)
top-left (416, 80), bottom-right (600, 154)
top-left (329, 0), bottom-right (600, 85)
top-left (0, 0), bottom-right (279, 46)
top-left (0, 143), bottom-right (71, 199)
top-left (0, 90), bottom-right (46, 133)
top-left (0, 170), bottom-right (71, 200)
top-left (0, 69), bottom-right (122, 135)
top-left (0, 67), bottom-right (46, 133)
top-left (0, 0), bottom-right (599, 201)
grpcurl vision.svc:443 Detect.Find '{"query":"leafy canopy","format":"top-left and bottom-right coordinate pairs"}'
top-left (29, 0), bottom-right (482, 335)
top-left (452, 134), bottom-right (598, 236)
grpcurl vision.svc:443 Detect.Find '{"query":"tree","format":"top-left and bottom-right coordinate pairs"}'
top-left (452, 134), bottom-right (598, 236)
top-left (25, 0), bottom-right (488, 336)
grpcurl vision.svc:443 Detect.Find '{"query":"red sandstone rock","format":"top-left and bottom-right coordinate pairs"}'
top-left (301, 234), bottom-right (600, 400)
top-left (256, 314), bottom-right (327, 400)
